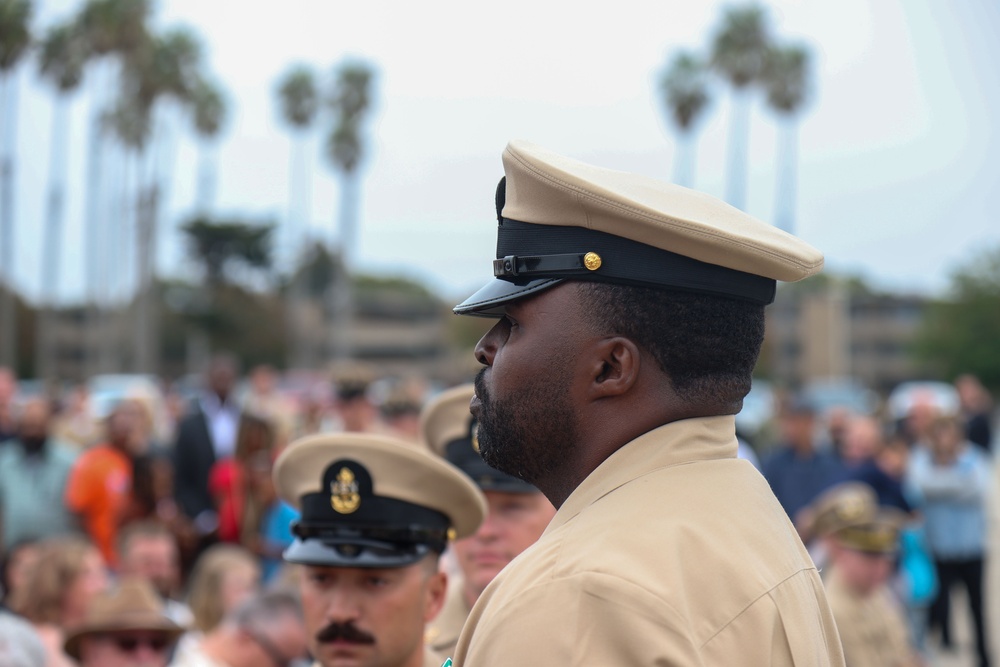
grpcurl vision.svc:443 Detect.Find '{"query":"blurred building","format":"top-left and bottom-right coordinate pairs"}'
top-left (765, 278), bottom-right (929, 392)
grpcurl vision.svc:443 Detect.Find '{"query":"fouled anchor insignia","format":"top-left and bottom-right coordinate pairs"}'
top-left (331, 467), bottom-right (361, 514)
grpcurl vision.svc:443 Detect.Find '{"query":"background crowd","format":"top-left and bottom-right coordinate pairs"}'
top-left (0, 357), bottom-right (995, 666)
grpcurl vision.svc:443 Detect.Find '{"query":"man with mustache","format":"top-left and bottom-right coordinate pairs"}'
top-left (273, 433), bottom-right (485, 667)
top-left (419, 384), bottom-right (555, 657)
top-left (448, 141), bottom-right (845, 666)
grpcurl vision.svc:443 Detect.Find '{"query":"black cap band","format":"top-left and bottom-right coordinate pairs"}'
top-left (495, 219), bottom-right (777, 304)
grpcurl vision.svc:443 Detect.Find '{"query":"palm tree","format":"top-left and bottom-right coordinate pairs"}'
top-left (763, 44), bottom-right (810, 235)
top-left (710, 4), bottom-right (771, 210)
top-left (110, 26), bottom-right (203, 373)
top-left (191, 76), bottom-right (226, 214)
top-left (324, 61), bottom-right (374, 360)
top-left (36, 20), bottom-right (88, 382)
top-left (0, 0), bottom-right (31, 369)
top-left (77, 0), bottom-right (152, 375)
top-left (276, 64), bottom-right (319, 367)
top-left (659, 51), bottom-right (711, 188)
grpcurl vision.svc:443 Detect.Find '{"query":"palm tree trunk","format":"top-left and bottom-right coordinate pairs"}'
top-left (0, 71), bottom-right (20, 369)
top-left (329, 170), bottom-right (358, 361)
top-left (672, 131), bottom-right (697, 188)
top-left (773, 117), bottom-right (798, 234)
top-left (84, 64), bottom-right (111, 375)
top-left (289, 132), bottom-right (313, 368)
top-left (38, 94), bottom-right (72, 383)
top-left (724, 86), bottom-right (752, 211)
top-left (195, 139), bottom-right (217, 215)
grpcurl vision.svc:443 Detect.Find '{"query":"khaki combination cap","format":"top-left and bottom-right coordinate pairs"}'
top-left (808, 482), bottom-right (878, 539)
top-left (64, 578), bottom-right (182, 659)
top-left (456, 140), bottom-right (823, 316)
top-left (420, 384), bottom-right (537, 494)
top-left (834, 509), bottom-right (906, 556)
top-left (274, 432), bottom-right (487, 568)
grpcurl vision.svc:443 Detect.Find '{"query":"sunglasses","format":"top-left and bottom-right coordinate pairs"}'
top-left (109, 634), bottom-right (170, 653)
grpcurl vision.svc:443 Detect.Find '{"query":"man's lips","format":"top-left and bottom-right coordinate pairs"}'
top-left (470, 393), bottom-right (481, 418)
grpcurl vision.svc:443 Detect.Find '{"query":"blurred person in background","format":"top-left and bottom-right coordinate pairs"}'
top-left (0, 608), bottom-right (47, 667)
top-left (170, 590), bottom-right (308, 667)
top-left (174, 354), bottom-right (242, 547)
top-left (51, 385), bottom-right (102, 449)
top-left (825, 405), bottom-right (853, 461)
top-left (117, 521), bottom-right (193, 627)
top-left (65, 400), bottom-right (144, 568)
top-left (0, 398), bottom-right (78, 550)
top-left (380, 379), bottom-right (427, 444)
top-left (124, 446), bottom-right (199, 565)
top-left (209, 413), bottom-right (276, 545)
top-left (330, 363), bottom-right (380, 434)
top-left (812, 486), bottom-right (920, 667)
top-left (242, 445), bottom-right (298, 584)
top-left (10, 535), bottom-right (108, 667)
top-left (0, 366), bottom-right (18, 442)
top-left (899, 395), bottom-right (939, 449)
top-left (761, 397), bottom-right (845, 530)
top-left (0, 539), bottom-right (40, 612)
top-left (242, 365), bottom-right (296, 448)
top-left (64, 578), bottom-right (183, 667)
top-left (908, 414), bottom-right (992, 667)
top-left (420, 385), bottom-right (556, 657)
top-left (837, 414), bottom-right (881, 472)
top-left (173, 544), bottom-right (261, 663)
top-left (955, 374), bottom-right (994, 453)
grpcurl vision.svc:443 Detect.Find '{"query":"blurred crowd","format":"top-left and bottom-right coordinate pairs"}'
top-left (0, 357), bottom-right (995, 666)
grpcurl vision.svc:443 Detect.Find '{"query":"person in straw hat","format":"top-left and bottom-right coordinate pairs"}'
top-left (419, 384), bottom-right (554, 657)
top-left (273, 432), bottom-right (486, 667)
top-left (63, 577), bottom-right (183, 667)
top-left (448, 141), bottom-right (844, 666)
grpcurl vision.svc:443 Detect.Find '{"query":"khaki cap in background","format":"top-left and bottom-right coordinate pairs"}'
top-left (807, 482), bottom-right (879, 540)
top-left (834, 508), bottom-right (907, 556)
top-left (420, 384), bottom-right (537, 494)
top-left (273, 433), bottom-right (486, 568)
top-left (456, 140), bottom-right (824, 316)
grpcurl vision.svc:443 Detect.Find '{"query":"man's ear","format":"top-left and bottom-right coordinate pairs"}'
top-left (587, 337), bottom-right (640, 399)
top-left (423, 569), bottom-right (448, 623)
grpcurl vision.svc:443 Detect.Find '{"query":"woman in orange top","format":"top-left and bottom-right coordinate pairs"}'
top-left (65, 400), bottom-right (142, 567)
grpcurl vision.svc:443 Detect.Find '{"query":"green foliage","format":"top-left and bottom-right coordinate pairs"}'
top-left (660, 51), bottom-right (711, 132)
top-left (710, 4), bottom-right (771, 88)
top-left (181, 216), bottom-right (274, 287)
top-left (78, 0), bottom-right (150, 58)
top-left (325, 61), bottom-right (375, 175)
top-left (191, 76), bottom-right (226, 138)
top-left (276, 64), bottom-right (319, 129)
top-left (38, 21), bottom-right (89, 92)
top-left (0, 0), bottom-right (32, 71)
top-left (914, 246), bottom-right (1000, 390)
top-left (763, 43), bottom-right (810, 115)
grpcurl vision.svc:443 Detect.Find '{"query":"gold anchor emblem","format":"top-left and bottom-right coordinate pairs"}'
top-left (331, 467), bottom-right (361, 514)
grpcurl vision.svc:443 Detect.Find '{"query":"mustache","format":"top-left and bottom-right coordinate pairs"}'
top-left (474, 369), bottom-right (488, 403)
top-left (315, 622), bottom-right (376, 645)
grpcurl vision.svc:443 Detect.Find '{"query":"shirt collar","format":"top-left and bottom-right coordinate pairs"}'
top-left (546, 415), bottom-right (739, 535)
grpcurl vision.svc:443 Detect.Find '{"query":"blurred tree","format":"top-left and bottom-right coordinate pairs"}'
top-left (276, 64), bottom-right (319, 368)
top-left (0, 0), bottom-right (31, 369)
top-left (710, 4), bottom-right (771, 210)
top-left (763, 43), bottom-right (811, 235)
top-left (109, 25), bottom-right (203, 374)
top-left (915, 246), bottom-right (1000, 391)
top-left (36, 19), bottom-right (89, 382)
top-left (324, 60), bottom-right (375, 360)
top-left (659, 51), bottom-right (711, 187)
top-left (181, 216), bottom-right (274, 288)
top-left (77, 0), bottom-right (151, 375)
top-left (190, 76), bottom-right (226, 214)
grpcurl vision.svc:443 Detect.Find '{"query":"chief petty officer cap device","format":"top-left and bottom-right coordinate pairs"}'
top-left (455, 140), bottom-right (824, 316)
top-left (274, 433), bottom-right (486, 568)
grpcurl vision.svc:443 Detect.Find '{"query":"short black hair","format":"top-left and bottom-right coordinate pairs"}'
top-left (580, 283), bottom-right (765, 407)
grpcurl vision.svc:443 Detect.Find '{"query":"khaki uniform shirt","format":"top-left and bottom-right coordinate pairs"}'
top-left (452, 416), bottom-right (845, 666)
top-left (825, 567), bottom-right (916, 667)
top-left (310, 645), bottom-right (442, 667)
top-left (426, 573), bottom-right (471, 658)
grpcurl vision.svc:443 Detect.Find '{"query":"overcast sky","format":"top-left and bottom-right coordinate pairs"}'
top-left (9, 0), bottom-right (1000, 305)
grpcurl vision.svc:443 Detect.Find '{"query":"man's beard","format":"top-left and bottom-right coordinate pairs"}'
top-left (474, 367), bottom-right (577, 486)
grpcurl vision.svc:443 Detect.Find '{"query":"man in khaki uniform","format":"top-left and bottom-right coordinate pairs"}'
top-left (273, 433), bottom-right (486, 667)
top-left (419, 384), bottom-right (555, 656)
top-left (448, 141), bottom-right (845, 665)
top-left (809, 484), bottom-right (920, 666)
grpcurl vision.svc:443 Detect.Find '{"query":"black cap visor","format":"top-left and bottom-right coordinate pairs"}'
top-left (283, 536), bottom-right (437, 569)
top-left (453, 277), bottom-right (563, 317)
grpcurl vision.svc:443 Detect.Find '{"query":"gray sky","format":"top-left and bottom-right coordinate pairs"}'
top-left (10, 0), bottom-right (1000, 305)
